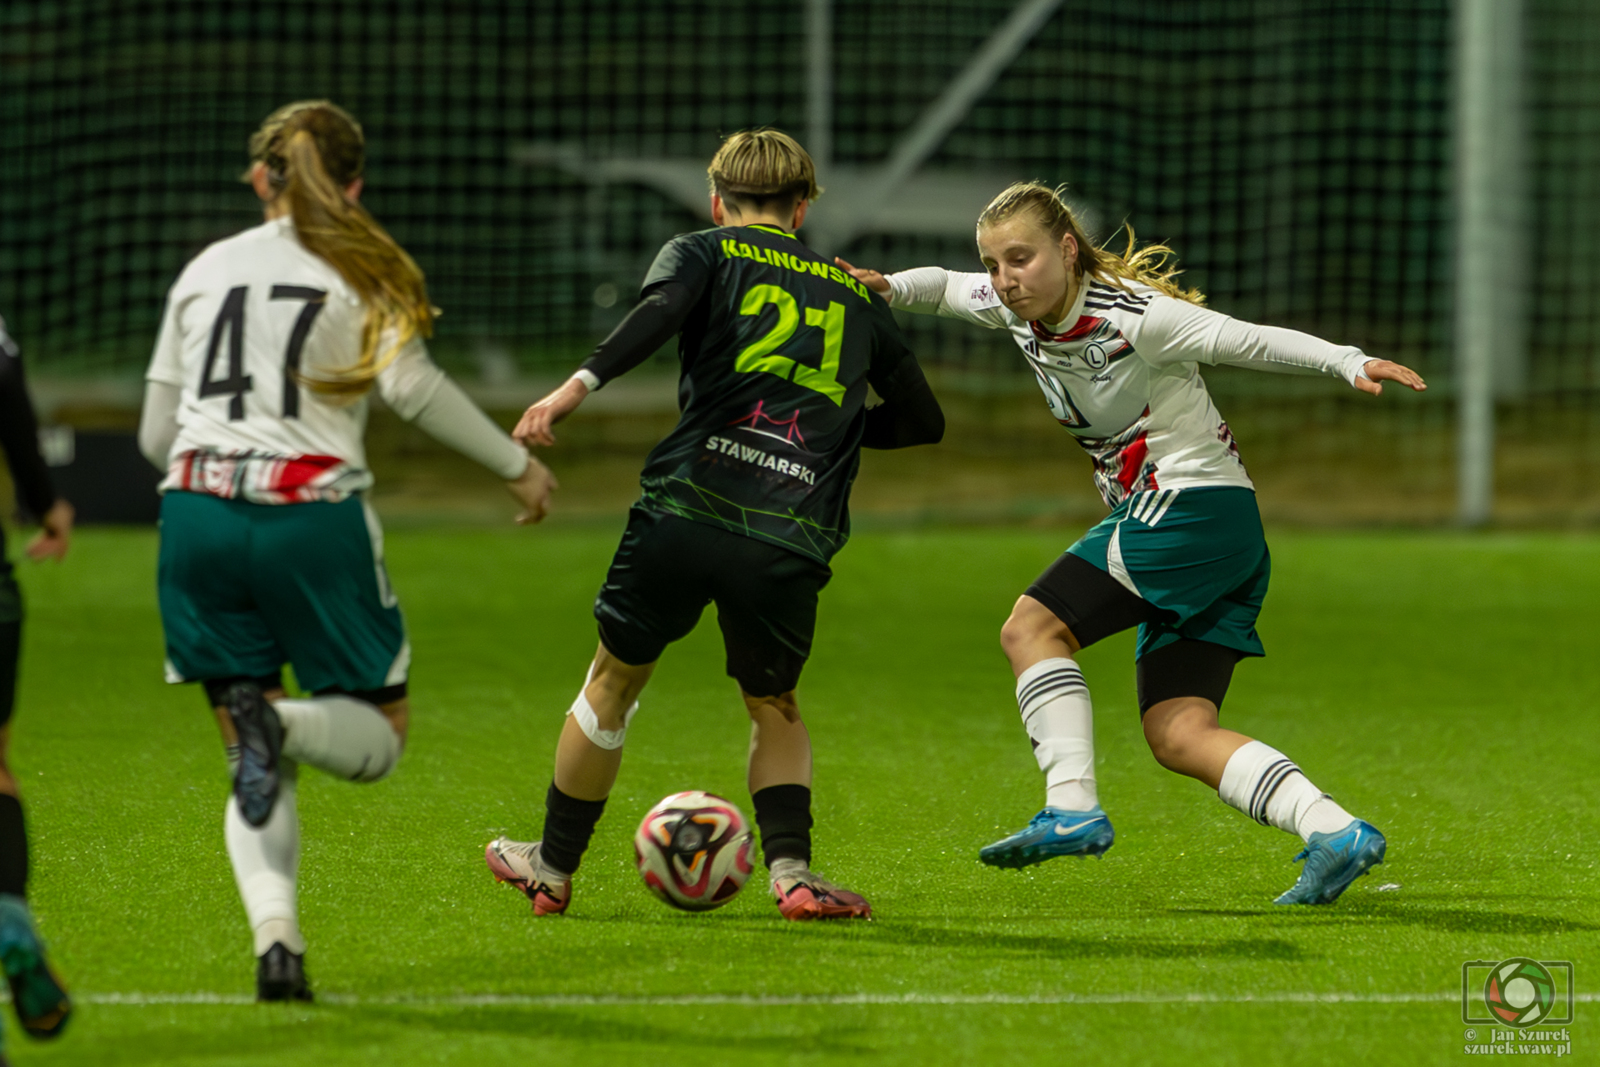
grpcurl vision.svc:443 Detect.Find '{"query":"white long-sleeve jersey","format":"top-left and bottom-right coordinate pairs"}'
top-left (144, 216), bottom-right (527, 504)
top-left (887, 268), bottom-right (1372, 507)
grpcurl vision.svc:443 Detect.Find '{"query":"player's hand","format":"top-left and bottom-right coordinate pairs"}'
top-left (834, 258), bottom-right (891, 297)
top-left (506, 456), bottom-right (558, 525)
top-left (25, 499), bottom-right (73, 562)
top-left (514, 376), bottom-right (590, 447)
top-left (1355, 359), bottom-right (1427, 396)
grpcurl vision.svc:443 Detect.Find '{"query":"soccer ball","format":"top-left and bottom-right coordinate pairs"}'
top-left (633, 791), bottom-right (754, 912)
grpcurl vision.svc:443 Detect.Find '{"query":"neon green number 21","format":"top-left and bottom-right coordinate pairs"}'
top-left (735, 284), bottom-right (847, 405)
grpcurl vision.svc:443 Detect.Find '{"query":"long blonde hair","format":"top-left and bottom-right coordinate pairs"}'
top-left (248, 100), bottom-right (435, 397)
top-left (977, 181), bottom-right (1206, 306)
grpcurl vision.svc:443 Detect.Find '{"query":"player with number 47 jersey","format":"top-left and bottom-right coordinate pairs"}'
top-left (137, 100), bottom-right (555, 1002)
top-left (484, 129), bottom-right (943, 922)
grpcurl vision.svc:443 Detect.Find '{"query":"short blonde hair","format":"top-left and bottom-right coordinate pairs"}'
top-left (707, 128), bottom-right (821, 209)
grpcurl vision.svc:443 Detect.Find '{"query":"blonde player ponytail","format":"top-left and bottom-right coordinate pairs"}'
top-left (978, 182), bottom-right (1206, 306)
top-left (248, 101), bottom-right (436, 398)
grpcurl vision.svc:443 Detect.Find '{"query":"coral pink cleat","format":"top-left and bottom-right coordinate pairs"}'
top-left (769, 859), bottom-right (872, 921)
top-left (485, 838), bottom-right (572, 916)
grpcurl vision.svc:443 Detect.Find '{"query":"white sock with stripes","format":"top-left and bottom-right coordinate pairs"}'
top-left (1217, 740), bottom-right (1354, 842)
top-left (1015, 658), bottom-right (1098, 811)
top-left (278, 695), bottom-right (402, 783)
top-left (224, 759), bottom-right (306, 956)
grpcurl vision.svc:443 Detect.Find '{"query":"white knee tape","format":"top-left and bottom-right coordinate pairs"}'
top-left (568, 691), bottom-right (639, 751)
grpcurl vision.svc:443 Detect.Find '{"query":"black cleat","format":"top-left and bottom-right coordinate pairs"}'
top-left (256, 942), bottom-right (313, 1003)
top-left (226, 682), bottom-right (284, 828)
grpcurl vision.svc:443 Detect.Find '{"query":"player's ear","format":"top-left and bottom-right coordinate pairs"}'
top-left (710, 194), bottom-right (726, 227)
top-left (344, 176), bottom-right (364, 203)
top-left (249, 162), bottom-right (275, 203)
top-left (791, 199), bottom-right (809, 231)
top-left (1060, 230), bottom-right (1079, 266)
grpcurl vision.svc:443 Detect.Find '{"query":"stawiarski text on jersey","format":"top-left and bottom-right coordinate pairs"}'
top-left (703, 435), bottom-right (818, 485)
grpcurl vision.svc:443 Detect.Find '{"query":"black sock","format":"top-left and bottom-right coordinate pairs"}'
top-left (0, 793), bottom-right (27, 897)
top-left (541, 782), bottom-right (606, 876)
top-left (752, 784), bottom-right (812, 867)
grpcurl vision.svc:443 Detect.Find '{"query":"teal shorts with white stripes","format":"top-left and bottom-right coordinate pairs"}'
top-left (1066, 485), bottom-right (1270, 660)
top-left (158, 491), bottom-right (410, 695)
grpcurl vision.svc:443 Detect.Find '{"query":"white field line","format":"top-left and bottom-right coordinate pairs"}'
top-left (76, 991), bottom-right (1600, 1008)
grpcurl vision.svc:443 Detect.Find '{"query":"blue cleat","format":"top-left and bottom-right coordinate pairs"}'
top-left (978, 806), bottom-right (1115, 868)
top-left (1274, 819), bottom-right (1387, 905)
top-left (0, 894), bottom-right (70, 1038)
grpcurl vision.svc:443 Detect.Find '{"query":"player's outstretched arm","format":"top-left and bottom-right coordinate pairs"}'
top-left (514, 376), bottom-right (589, 448)
top-left (1353, 360), bottom-right (1427, 396)
top-left (1140, 299), bottom-right (1427, 396)
top-left (377, 341), bottom-right (548, 523)
top-left (838, 261), bottom-right (1004, 329)
top-left (834, 258), bottom-right (891, 297)
top-left (25, 499), bottom-right (72, 562)
top-left (525, 277), bottom-right (705, 448)
top-left (505, 456), bottom-right (559, 525)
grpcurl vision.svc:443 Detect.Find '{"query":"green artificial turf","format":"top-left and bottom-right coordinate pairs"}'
top-left (5, 525), bottom-right (1597, 1065)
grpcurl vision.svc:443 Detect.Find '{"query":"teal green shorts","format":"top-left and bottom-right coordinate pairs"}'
top-left (157, 491), bottom-right (409, 695)
top-left (1066, 486), bottom-right (1270, 661)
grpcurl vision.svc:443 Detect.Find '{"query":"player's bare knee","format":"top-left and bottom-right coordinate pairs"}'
top-left (587, 654), bottom-right (652, 712)
top-left (1000, 597), bottom-right (1071, 662)
top-left (571, 665), bottom-right (644, 750)
top-left (590, 702), bottom-right (631, 734)
top-left (1145, 728), bottom-right (1195, 772)
top-left (1143, 698), bottom-right (1216, 771)
top-left (742, 689), bottom-right (801, 725)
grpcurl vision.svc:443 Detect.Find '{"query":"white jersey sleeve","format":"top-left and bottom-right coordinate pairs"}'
top-left (137, 381), bottom-right (182, 468)
top-left (147, 286), bottom-right (186, 387)
top-left (375, 336), bottom-right (446, 419)
top-left (886, 268), bottom-right (1011, 329)
top-left (1133, 296), bottom-right (1372, 386)
top-left (377, 338), bottom-right (528, 480)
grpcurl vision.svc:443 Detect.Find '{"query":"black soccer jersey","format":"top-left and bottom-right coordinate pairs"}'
top-left (596, 224), bottom-right (925, 563)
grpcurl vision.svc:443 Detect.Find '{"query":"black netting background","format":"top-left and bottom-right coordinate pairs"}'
top-left (0, 0), bottom-right (1596, 477)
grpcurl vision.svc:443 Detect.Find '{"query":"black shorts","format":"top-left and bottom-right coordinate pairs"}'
top-left (1025, 552), bottom-right (1241, 714)
top-left (594, 508), bottom-right (833, 698)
